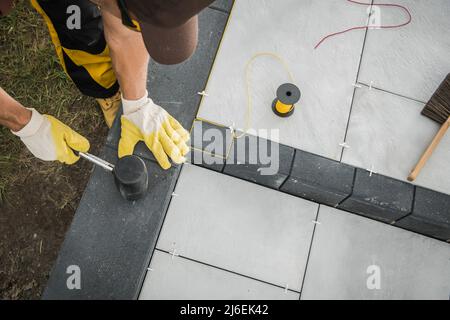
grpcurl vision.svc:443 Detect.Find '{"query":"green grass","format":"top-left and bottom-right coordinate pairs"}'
top-left (0, 2), bottom-right (102, 203)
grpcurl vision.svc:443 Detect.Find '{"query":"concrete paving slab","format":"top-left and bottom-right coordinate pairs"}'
top-left (156, 164), bottom-right (318, 292)
top-left (189, 120), bottom-right (233, 172)
top-left (338, 169), bottom-right (414, 223)
top-left (224, 133), bottom-right (295, 190)
top-left (301, 206), bottom-right (450, 300)
top-left (197, 0), bottom-right (368, 160)
top-left (210, 0), bottom-right (234, 12)
top-left (359, 0), bottom-right (450, 102)
top-left (342, 87), bottom-right (450, 195)
top-left (139, 250), bottom-right (299, 300)
top-left (395, 187), bottom-right (450, 242)
top-left (281, 150), bottom-right (355, 207)
top-left (43, 147), bottom-right (180, 299)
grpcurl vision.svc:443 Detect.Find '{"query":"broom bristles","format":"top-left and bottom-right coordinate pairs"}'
top-left (422, 73), bottom-right (450, 124)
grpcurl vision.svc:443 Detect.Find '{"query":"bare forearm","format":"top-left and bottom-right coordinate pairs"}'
top-left (0, 88), bottom-right (32, 132)
top-left (100, 2), bottom-right (149, 100)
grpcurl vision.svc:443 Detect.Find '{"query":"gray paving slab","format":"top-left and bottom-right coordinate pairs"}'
top-left (43, 147), bottom-right (180, 299)
top-left (338, 169), bottom-right (414, 223)
top-left (197, 0), bottom-right (368, 160)
top-left (189, 120), bottom-right (233, 172)
top-left (301, 206), bottom-right (450, 300)
top-left (281, 150), bottom-right (355, 207)
top-left (106, 7), bottom-right (230, 161)
top-left (342, 87), bottom-right (450, 196)
top-left (358, 0), bottom-right (450, 102)
top-left (224, 133), bottom-right (295, 190)
top-left (156, 164), bottom-right (318, 292)
top-left (210, 0), bottom-right (234, 13)
top-left (395, 187), bottom-right (450, 242)
top-left (139, 250), bottom-right (299, 300)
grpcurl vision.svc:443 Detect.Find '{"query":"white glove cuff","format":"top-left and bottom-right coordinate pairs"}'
top-left (11, 108), bottom-right (45, 138)
top-left (121, 91), bottom-right (151, 115)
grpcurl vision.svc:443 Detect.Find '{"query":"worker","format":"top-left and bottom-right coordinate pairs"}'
top-left (0, 0), bottom-right (214, 169)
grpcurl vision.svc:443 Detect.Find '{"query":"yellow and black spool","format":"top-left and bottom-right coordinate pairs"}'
top-left (272, 83), bottom-right (301, 118)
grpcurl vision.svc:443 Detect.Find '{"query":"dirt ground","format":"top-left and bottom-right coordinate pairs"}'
top-left (0, 3), bottom-right (109, 299)
top-left (0, 127), bottom-right (107, 299)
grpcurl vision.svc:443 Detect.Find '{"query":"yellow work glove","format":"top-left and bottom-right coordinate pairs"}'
top-left (119, 91), bottom-right (190, 169)
top-left (12, 108), bottom-right (90, 165)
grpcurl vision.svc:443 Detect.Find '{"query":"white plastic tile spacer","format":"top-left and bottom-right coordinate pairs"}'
top-left (312, 220), bottom-right (321, 225)
top-left (352, 83), bottom-right (363, 89)
top-left (339, 142), bottom-right (351, 149)
top-left (284, 284), bottom-right (289, 294)
top-left (229, 122), bottom-right (236, 135)
top-left (170, 249), bottom-right (179, 260)
top-left (147, 268), bottom-right (154, 272)
top-left (171, 192), bottom-right (179, 197)
top-left (369, 81), bottom-right (374, 90)
top-left (368, 165), bottom-right (376, 177)
top-left (198, 90), bottom-right (209, 97)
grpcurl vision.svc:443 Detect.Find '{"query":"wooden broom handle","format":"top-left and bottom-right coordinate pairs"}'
top-left (408, 116), bottom-right (450, 181)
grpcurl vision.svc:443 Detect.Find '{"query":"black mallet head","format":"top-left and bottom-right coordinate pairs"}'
top-left (113, 155), bottom-right (149, 201)
top-left (76, 151), bottom-right (149, 201)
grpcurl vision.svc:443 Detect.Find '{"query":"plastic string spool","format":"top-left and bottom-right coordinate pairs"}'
top-left (272, 83), bottom-right (301, 118)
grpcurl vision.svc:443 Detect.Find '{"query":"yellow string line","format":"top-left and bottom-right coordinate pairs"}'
top-left (233, 52), bottom-right (296, 139)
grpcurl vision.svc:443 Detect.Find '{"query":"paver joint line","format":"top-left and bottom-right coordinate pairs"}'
top-left (401, 185), bottom-right (418, 222)
top-left (338, 4), bottom-right (372, 163)
top-left (357, 82), bottom-right (428, 104)
top-left (154, 248), bottom-right (302, 294)
top-left (279, 148), bottom-right (298, 190)
top-left (298, 205), bottom-right (321, 300)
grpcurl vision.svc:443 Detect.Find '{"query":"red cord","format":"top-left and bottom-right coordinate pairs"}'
top-left (314, 0), bottom-right (412, 49)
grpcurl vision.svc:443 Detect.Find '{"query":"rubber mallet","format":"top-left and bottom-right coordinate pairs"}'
top-left (77, 152), bottom-right (149, 201)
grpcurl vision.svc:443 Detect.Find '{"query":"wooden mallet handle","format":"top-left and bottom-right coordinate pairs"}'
top-left (408, 117), bottom-right (450, 182)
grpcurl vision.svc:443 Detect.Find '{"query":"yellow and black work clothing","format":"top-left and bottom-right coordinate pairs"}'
top-left (31, 0), bottom-right (119, 99)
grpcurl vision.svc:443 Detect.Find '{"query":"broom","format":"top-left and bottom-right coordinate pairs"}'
top-left (408, 73), bottom-right (450, 182)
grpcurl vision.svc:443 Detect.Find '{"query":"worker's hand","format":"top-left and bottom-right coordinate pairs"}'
top-left (119, 91), bottom-right (190, 169)
top-left (12, 108), bottom-right (90, 164)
